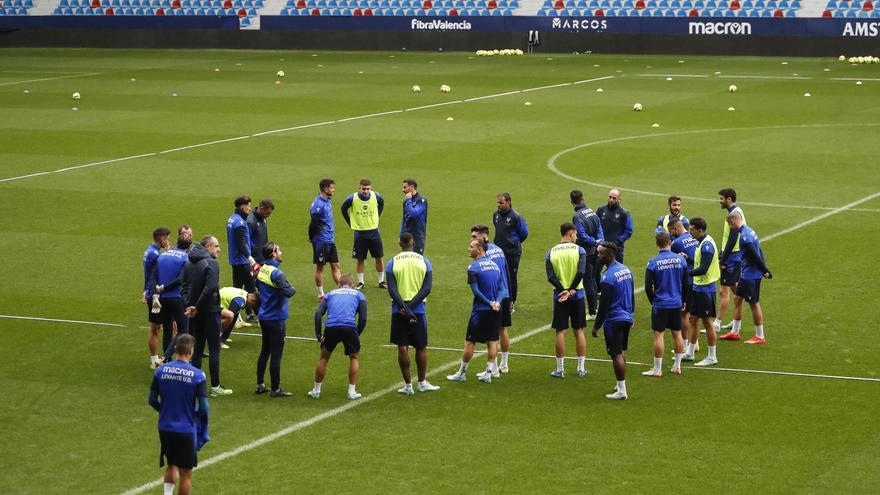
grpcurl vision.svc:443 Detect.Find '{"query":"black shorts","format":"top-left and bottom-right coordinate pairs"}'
top-left (322, 326), bottom-right (360, 355)
top-left (466, 310), bottom-right (501, 344)
top-left (552, 297), bottom-right (587, 331)
top-left (352, 233), bottom-right (383, 259)
top-left (603, 320), bottom-right (632, 356)
top-left (159, 431), bottom-right (197, 469)
top-left (720, 262), bottom-right (742, 287)
top-left (147, 302), bottom-right (162, 324)
top-left (313, 243), bottom-right (339, 265)
top-left (651, 307), bottom-right (682, 331)
top-left (232, 264), bottom-right (256, 292)
top-left (500, 298), bottom-right (512, 328)
top-left (688, 291), bottom-right (717, 318)
top-left (735, 278), bottom-right (761, 303)
top-left (390, 313), bottom-right (428, 349)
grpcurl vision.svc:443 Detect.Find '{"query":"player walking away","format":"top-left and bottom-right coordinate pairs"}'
top-left (342, 179), bottom-right (387, 290)
top-left (596, 189), bottom-right (633, 264)
top-left (218, 287), bottom-right (259, 348)
top-left (309, 178), bottom-right (341, 300)
top-left (145, 227), bottom-right (171, 368)
top-left (668, 219), bottom-right (700, 355)
top-left (309, 275), bottom-right (367, 400)
top-left (546, 223), bottom-right (589, 378)
top-left (447, 238), bottom-right (506, 384)
top-left (656, 195), bottom-right (690, 234)
top-left (716, 188), bottom-right (745, 333)
top-left (149, 334), bottom-right (209, 495)
top-left (721, 210), bottom-right (773, 344)
top-left (644, 232), bottom-right (691, 377)
top-left (570, 189), bottom-right (604, 319)
top-left (592, 242), bottom-right (634, 400)
top-left (470, 225), bottom-right (513, 375)
top-left (401, 178), bottom-right (428, 255)
top-left (151, 235), bottom-right (193, 365)
top-left (492, 192), bottom-right (528, 310)
top-left (684, 218), bottom-right (720, 367)
top-left (184, 236), bottom-right (232, 397)
top-left (255, 242), bottom-right (296, 397)
top-left (226, 195), bottom-right (259, 324)
top-left (386, 233), bottom-right (440, 395)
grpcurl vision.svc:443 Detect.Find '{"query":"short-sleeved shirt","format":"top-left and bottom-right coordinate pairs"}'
top-left (152, 360), bottom-right (207, 434)
top-left (600, 261), bottom-right (634, 323)
top-left (546, 242), bottom-right (586, 300)
top-left (671, 232), bottom-right (699, 269)
top-left (310, 195), bottom-right (335, 246)
top-left (323, 287), bottom-right (366, 328)
top-left (646, 250), bottom-right (688, 309)
top-left (467, 256), bottom-right (503, 312)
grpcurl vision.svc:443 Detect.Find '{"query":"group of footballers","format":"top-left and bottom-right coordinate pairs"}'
top-left (145, 179), bottom-right (771, 495)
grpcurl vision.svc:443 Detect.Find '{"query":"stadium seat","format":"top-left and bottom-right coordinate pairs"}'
top-left (594, 7), bottom-right (604, 13)
top-left (729, 0), bottom-right (739, 8)
top-left (863, 0), bottom-right (873, 9)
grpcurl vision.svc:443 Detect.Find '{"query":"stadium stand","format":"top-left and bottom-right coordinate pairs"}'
top-left (536, 0), bottom-right (804, 17)
top-left (51, 0), bottom-right (263, 25)
top-left (822, 0), bottom-right (879, 17)
top-left (1, 0), bottom-right (36, 16)
top-left (278, 0), bottom-right (519, 16)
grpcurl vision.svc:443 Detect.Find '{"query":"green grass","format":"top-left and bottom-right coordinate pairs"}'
top-left (1, 48), bottom-right (878, 494)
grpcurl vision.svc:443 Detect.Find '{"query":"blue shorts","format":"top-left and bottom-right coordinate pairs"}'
top-left (466, 310), bottom-right (501, 344)
top-left (322, 326), bottom-right (360, 355)
top-left (735, 278), bottom-right (762, 303)
top-left (720, 261), bottom-right (742, 287)
top-left (603, 320), bottom-right (632, 356)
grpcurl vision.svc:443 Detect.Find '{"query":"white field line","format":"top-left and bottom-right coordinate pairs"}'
top-left (464, 90), bottom-right (522, 102)
top-left (574, 76), bottom-right (615, 85)
top-left (250, 120), bottom-right (336, 137)
top-left (0, 70), bottom-right (94, 74)
top-left (830, 77), bottom-right (880, 81)
top-left (404, 100), bottom-right (462, 112)
top-left (0, 314), bottom-right (125, 327)
top-left (636, 74), bottom-right (710, 78)
top-left (716, 75), bottom-right (812, 80)
top-left (120, 323), bottom-right (552, 495)
top-left (547, 123), bottom-right (880, 213)
top-left (230, 331), bottom-right (316, 342)
top-left (0, 72), bottom-right (102, 86)
top-left (760, 191), bottom-right (880, 242)
top-left (1, 75), bottom-right (614, 185)
top-left (54, 153), bottom-right (158, 173)
top-left (521, 82), bottom-right (572, 92)
top-left (400, 345), bottom-right (879, 383)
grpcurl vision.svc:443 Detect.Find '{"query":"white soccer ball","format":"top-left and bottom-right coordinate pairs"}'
top-left (839, 55), bottom-right (846, 61)
top-left (728, 84), bottom-right (737, 93)
top-left (633, 102), bottom-right (642, 112)
top-left (72, 92), bottom-right (81, 100)
top-left (276, 70), bottom-right (285, 78)
top-left (440, 84), bottom-right (451, 93)
top-left (874, 57), bottom-right (879, 64)
top-left (848, 57), bottom-right (857, 64)
top-left (857, 57), bottom-right (865, 64)
top-left (411, 85), bottom-right (421, 93)
top-left (515, 49), bottom-right (524, 56)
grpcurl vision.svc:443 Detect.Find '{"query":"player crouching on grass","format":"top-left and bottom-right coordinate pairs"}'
top-left (309, 275), bottom-right (368, 400)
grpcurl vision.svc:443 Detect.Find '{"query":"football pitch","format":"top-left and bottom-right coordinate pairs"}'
top-left (1, 47), bottom-right (879, 494)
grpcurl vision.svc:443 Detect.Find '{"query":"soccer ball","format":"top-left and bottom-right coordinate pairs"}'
top-left (633, 102), bottom-right (642, 112)
top-left (728, 84), bottom-right (737, 93)
top-left (412, 85), bottom-right (421, 93)
top-left (72, 92), bottom-right (81, 100)
top-left (276, 70), bottom-right (285, 78)
top-left (440, 84), bottom-right (451, 93)
top-left (848, 57), bottom-right (857, 64)
top-left (857, 57), bottom-right (865, 64)
top-left (839, 55), bottom-right (846, 61)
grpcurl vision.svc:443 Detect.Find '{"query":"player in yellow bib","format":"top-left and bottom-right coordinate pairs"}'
top-left (546, 223), bottom-right (589, 378)
top-left (341, 179), bottom-right (387, 290)
top-left (684, 217), bottom-right (720, 367)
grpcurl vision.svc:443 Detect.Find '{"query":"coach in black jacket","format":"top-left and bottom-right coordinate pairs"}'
top-left (183, 236), bottom-right (232, 396)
